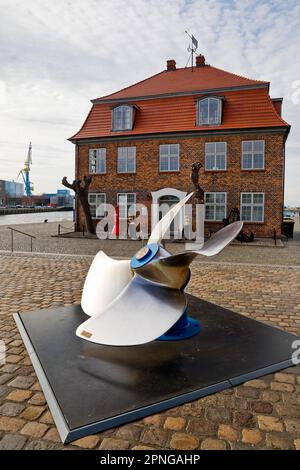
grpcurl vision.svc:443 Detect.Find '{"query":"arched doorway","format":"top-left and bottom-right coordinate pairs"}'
top-left (151, 188), bottom-right (187, 238)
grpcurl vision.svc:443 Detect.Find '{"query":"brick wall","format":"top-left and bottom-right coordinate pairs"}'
top-left (75, 132), bottom-right (285, 237)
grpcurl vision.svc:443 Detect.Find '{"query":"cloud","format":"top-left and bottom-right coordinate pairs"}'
top-left (0, 0), bottom-right (299, 204)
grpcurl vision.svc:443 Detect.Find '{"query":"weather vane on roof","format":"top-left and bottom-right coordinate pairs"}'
top-left (185, 31), bottom-right (198, 71)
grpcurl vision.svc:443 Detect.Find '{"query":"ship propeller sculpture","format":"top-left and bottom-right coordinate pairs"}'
top-left (76, 194), bottom-right (243, 346)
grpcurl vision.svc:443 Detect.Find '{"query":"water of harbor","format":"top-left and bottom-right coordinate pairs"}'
top-left (0, 210), bottom-right (74, 226)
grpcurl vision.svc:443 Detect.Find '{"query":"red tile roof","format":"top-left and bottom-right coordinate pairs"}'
top-left (70, 65), bottom-right (289, 141)
top-left (93, 65), bottom-right (268, 102)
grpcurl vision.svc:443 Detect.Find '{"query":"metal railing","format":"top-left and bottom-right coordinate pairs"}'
top-left (57, 223), bottom-right (74, 236)
top-left (7, 227), bottom-right (36, 252)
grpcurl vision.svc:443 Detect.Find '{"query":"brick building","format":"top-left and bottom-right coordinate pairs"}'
top-left (69, 55), bottom-right (290, 237)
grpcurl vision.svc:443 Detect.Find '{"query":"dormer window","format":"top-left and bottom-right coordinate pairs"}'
top-left (112, 105), bottom-right (133, 131)
top-left (197, 97), bottom-right (222, 125)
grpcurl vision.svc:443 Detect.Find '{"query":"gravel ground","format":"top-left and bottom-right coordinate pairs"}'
top-left (0, 218), bottom-right (300, 265)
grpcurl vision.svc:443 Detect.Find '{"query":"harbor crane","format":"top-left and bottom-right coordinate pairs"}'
top-left (18, 142), bottom-right (34, 196)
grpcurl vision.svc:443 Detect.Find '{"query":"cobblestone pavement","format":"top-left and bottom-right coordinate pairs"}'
top-left (0, 252), bottom-right (300, 450)
top-left (1, 220), bottom-right (300, 266)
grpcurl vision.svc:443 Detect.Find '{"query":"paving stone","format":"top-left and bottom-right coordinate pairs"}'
top-left (142, 427), bottom-right (168, 446)
top-left (99, 438), bottom-right (130, 450)
top-left (266, 433), bottom-right (294, 449)
top-left (0, 416), bottom-right (25, 432)
top-left (142, 414), bottom-right (162, 427)
top-left (39, 410), bottom-right (54, 424)
top-left (20, 422), bottom-right (49, 438)
top-left (169, 432), bottom-right (199, 450)
top-left (186, 417), bottom-right (217, 436)
top-left (244, 379), bottom-right (269, 389)
top-left (24, 439), bottom-right (58, 450)
top-left (20, 405), bottom-right (45, 421)
top-left (271, 382), bottom-right (295, 393)
top-left (284, 419), bottom-right (300, 435)
top-left (274, 373), bottom-right (295, 384)
top-left (249, 401), bottom-right (273, 414)
top-left (0, 433), bottom-right (27, 450)
top-left (218, 424), bottom-right (240, 441)
top-left (234, 411), bottom-right (255, 428)
top-left (0, 386), bottom-right (8, 398)
top-left (294, 438), bottom-right (300, 450)
top-left (6, 389), bottom-right (32, 402)
top-left (115, 424), bottom-right (142, 441)
top-left (0, 374), bottom-right (13, 385)
top-left (206, 406), bottom-right (231, 423)
top-left (28, 392), bottom-right (46, 406)
top-left (73, 435), bottom-right (100, 449)
top-left (1, 364), bottom-right (20, 373)
top-left (200, 438), bottom-right (227, 450)
top-left (164, 417), bottom-right (186, 431)
top-left (132, 445), bottom-right (156, 450)
top-left (275, 404), bottom-right (300, 418)
top-left (0, 401), bottom-right (25, 417)
top-left (261, 390), bottom-right (281, 403)
top-left (236, 387), bottom-right (259, 399)
top-left (8, 376), bottom-right (36, 389)
top-left (257, 415), bottom-right (284, 432)
top-left (242, 428), bottom-right (263, 445)
top-left (44, 427), bottom-right (61, 442)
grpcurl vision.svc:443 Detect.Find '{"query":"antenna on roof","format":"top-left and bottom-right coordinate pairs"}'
top-left (185, 31), bottom-right (198, 71)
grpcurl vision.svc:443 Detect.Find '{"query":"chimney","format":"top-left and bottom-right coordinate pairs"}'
top-left (196, 55), bottom-right (206, 67)
top-left (166, 59), bottom-right (176, 71)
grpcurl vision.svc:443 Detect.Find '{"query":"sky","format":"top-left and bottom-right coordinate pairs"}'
top-left (0, 0), bottom-right (300, 205)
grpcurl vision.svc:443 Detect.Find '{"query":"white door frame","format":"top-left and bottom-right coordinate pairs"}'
top-left (151, 187), bottom-right (187, 234)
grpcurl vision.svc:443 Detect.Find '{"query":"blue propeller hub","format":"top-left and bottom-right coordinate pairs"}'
top-left (130, 243), bottom-right (160, 269)
top-left (131, 243), bottom-right (201, 342)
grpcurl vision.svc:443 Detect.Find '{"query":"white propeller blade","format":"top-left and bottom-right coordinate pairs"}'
top-left (81, 251), bottom-right (133, 317)
top-left (148, 192), bottom-right (193, 245)
top-left (77, 275), bottom-right (186, 346)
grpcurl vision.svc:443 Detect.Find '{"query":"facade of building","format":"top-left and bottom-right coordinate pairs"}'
top-left (0, 180), bottom-right (24, 205)
top-left (70, 55), bottom-right (290, 237)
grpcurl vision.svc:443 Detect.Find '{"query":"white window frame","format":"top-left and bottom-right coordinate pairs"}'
top-left (117, 193), bottom-right (136, 219)
top-left (117, 147), bottom-right (136, 173)
top-left (89, 148), bottom-right (106, 174)
top-left (197, 97), bottom-right (222, 125)
top-left (112, 105), bottom-right (133, 131)
top-left (159, 144), bottom-right (180, 172)
top-left (88, 193), bottom-right (106, 219)
top-left (204, 192), bottom-right (227, 221)
top-left (205, 142), bottom-right (227, 170)
top-left (240, 192), bottom-right (264, 222)
top-left (241, 140), bottom-right (265, 170)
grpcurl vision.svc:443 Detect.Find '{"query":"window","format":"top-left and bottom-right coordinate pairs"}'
top-left (241, 192), bottom-right (264, 222)
top-left (117, 147), bottom-right (136, 173)
top-left (159, 144), bottom-right (180, 171)
top-left (205, 192), bottom-right (227, 221)
top-left (88, 193), bottom-right (106, 218)
top-left (198, 97), bottom-right (222, 125)
top-left (242, 141), bottom-right (265, 169)
top-left (205, 142), bottom-right (227, 170)
top-left (112, 106), bottom-right (133, 131)
top-left (89, 148), bottom-right (106, 174)
top-left (117, 193), bottom-right (136, 219)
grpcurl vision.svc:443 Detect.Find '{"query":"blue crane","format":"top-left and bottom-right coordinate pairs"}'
top-left (18, 142), bottom-right (34, 196)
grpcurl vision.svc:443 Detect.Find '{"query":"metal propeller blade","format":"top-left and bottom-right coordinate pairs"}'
top-left (77, 275), bottom-right (187, 346)
top-left (133, 221), bottom-right (243, 289)
top-left (148, 192), bottom-right (193, 245)
top-left (81, 251), bottom-right (133, 317)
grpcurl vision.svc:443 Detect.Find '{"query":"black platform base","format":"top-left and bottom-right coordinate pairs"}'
top-left (14, 295), bottom-right (299, 443)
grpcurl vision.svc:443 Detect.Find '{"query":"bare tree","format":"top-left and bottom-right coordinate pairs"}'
top-left (62, 176), bottom-right (95, 234)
